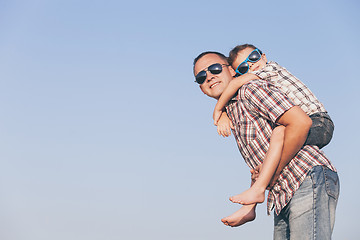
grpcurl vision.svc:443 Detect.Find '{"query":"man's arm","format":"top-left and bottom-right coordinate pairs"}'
top-left (270, 106), bottom-right (312, 185)
top-left (241, 82), bottom-right (312, 186)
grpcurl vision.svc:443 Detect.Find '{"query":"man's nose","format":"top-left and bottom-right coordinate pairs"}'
top-left (206, 71), bottom-right (216, 82)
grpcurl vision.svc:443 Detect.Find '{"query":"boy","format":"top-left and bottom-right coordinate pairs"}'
top-left (213, 44), bottom-right (334, 207)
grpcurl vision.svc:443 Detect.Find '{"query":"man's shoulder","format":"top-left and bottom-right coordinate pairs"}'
top-left (236, 78), bottom-right (289, 105)
top-left (235, 79), bottom-right (272, 103)
top-left (239, 79), bottom-right (271, 93)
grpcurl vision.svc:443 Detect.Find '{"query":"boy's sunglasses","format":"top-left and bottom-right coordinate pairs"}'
top-left (195, 63), bottom-right (229, 85)
top-left (235, 49), bottom-right (263, 76)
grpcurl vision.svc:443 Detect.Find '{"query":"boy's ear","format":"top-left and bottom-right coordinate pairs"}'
top-left (262, 53), bottom-right (267, 62)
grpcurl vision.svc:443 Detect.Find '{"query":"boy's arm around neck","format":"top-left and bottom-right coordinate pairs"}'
top-left (213, 73), bottom-right (260, 124)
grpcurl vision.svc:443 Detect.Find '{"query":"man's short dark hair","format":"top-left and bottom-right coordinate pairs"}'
top-left (228, 44), bottom-right (258, 66)
top-left (193, 51), bottom-right (228, 74)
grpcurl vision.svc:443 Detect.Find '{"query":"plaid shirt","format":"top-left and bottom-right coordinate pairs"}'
top-left (253, 61), bottom-right (326, 116)
top-left (225, 79), bottom-right (336, 215)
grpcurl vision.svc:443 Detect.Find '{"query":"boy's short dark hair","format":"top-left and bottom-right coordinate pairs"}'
top-left (193, 51), bottom-right (228, 74)
top-left (228, 44), bottom-right (258, 66)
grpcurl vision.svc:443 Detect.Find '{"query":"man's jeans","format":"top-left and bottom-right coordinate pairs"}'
top-left (274, 166), bottom-right (340, 240)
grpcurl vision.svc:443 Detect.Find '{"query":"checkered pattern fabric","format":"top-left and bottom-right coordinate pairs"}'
top-left (253, 61), bottom-right (326, 116)
top-left (225, 80), bottom-right (336, 215)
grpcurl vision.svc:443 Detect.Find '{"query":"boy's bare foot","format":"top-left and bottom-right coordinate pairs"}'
top-left (229, 186), bottom-right (265, 205)
top-left (221, 204), bottom-right (256, 227)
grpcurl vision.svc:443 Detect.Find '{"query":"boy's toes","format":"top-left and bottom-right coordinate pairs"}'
top-left (221, 219), bottom-right (229, 226)
top-left (229, 197), bottom-right (242, 204)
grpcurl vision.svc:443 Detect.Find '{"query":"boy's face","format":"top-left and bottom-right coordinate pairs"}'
top-left (232, 47), bottom-right (267, 74)
top-left (194, 53), bottom-right (235, 100)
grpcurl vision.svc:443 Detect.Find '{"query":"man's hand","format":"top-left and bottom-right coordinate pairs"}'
top-left (268, 174), bottom-right (278, 189)
top-left (250, 164), bottom-right (262, 185)
top-left (251, 164), bottom-right (278, 189)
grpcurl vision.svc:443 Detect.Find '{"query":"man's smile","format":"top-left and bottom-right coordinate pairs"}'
top-left (210, 81), bottom-right (220, 88)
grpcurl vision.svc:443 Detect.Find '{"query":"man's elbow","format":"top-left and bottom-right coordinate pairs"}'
top-left (290, 113), bottom-right (312, 132)
top-left (305, 116), bottom-right (312, 129)
top-left (277, 106), bottom-right (313, 131)
top-left (299, 115), bottom-right (312, 133)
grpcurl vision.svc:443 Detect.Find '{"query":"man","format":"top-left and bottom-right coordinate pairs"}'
top-left (193, 51), bottom-right (339, 239)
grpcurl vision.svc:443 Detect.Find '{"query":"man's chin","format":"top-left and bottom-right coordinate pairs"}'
top-left (211, 91), bottom-right (222, 100)
top-left (213, 87), bottom-right (224, 98)
top-left (202, 87), bottom-right (223, 99)
top-left (205, 92), bottom-right (221, 99)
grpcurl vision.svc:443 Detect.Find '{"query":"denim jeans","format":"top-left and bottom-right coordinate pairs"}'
top-left (273, 166), bottom-right (340, 240)
top-left (305, 112), bottom-right (334, 149)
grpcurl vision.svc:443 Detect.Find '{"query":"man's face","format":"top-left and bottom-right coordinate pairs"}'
top-left (194, 54), bottom-right (235, 99)
top-left (232, 47), bottom-right (267, 73)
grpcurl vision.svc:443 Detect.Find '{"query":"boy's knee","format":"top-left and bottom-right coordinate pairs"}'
top-left (271, 126), bottom-right (285, 143)
top-left (273, 126), bottom-right (285, 136)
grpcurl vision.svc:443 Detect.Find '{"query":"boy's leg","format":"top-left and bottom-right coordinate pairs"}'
top-left (221, 204), bottom-right (256, 227)
top-left (230, 126), bottom-right (285, 204)
top-left (305, 112), bottom-right (334, 148)
top-left (274, 166), bottom-right (339, 240)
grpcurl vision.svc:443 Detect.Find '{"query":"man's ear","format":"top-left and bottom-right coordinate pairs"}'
top-left (228, 65), bottom-right (236, 77)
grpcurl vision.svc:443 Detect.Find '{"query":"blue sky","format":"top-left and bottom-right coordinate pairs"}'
top-left (0, 0), bottom-right (359, 239)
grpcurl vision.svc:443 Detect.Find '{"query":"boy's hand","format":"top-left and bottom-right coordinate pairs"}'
top-left (216, 112), bottom-right (234, 137)
top-left (213, 109), bottom-right (223, 126)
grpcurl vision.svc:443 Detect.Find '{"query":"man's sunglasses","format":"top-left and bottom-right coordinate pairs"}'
top-left (195, 63), bottom-right (229, 85)
top-left (235, 49), bottom-right (263, 76)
